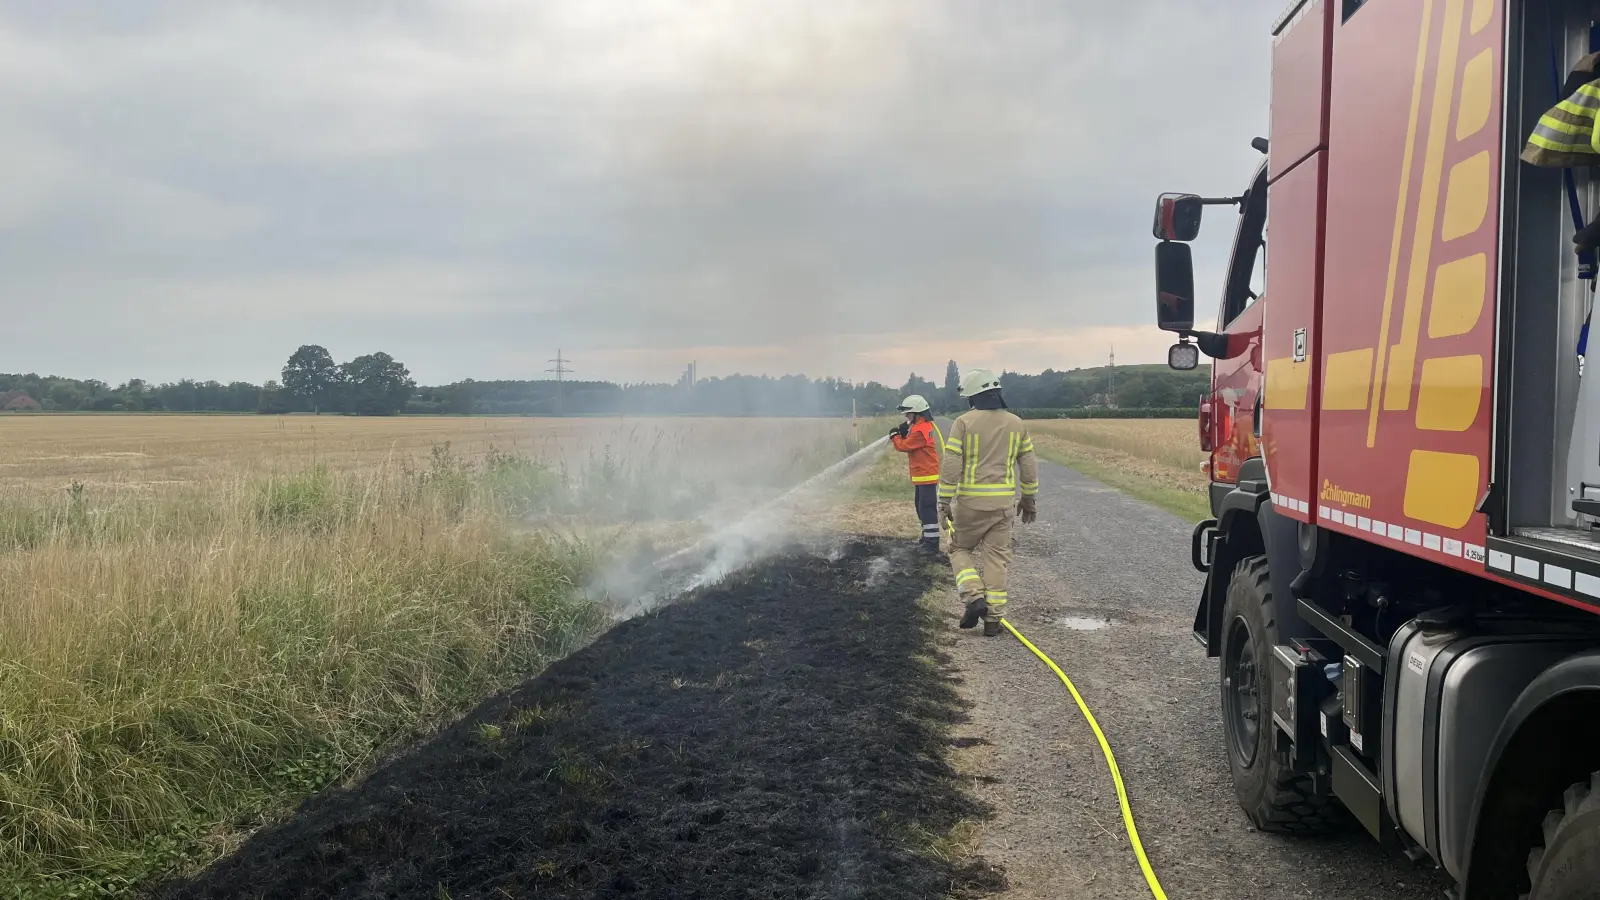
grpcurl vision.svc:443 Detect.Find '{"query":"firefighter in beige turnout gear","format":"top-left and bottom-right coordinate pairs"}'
top-left (937, 368), bottom-right (1038, 636)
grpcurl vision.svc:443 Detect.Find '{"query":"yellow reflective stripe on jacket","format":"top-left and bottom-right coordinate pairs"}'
top-left (1528, 131), bottom-right (1599, 154)
top-left (911, 473), bottom-right (940, 484)
top-left (1532, 83), bottom-right (1600, 154)
top-left (940, 411), bottom-right (1036, 503)
top-left (1557, 99), bottom-right (1600, 120)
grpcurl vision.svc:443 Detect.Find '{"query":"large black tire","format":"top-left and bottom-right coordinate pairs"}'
top-left (1525, 771), bottom-right (1600, 899)
top-left (1219, 556), bottom-right (1342, 834)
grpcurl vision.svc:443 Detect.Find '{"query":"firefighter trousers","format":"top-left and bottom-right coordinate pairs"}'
top-left (948, 504), bottom-right (1013, 621)
top-left (914, 484), bottom-right (939, 546)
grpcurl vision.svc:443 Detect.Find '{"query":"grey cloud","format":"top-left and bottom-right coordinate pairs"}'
top-left (0, 0), bottom-right (1282, 384)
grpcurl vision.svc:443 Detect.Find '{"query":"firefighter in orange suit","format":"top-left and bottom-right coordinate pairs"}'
top-left (890, 394), bottom-right (945, 553)
top-left (937, 369), bottom-right (1037, 636)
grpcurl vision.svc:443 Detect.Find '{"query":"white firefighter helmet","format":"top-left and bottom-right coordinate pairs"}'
top-left (897, 394), bottom-right (931, 413)
top-left (959, 368), bottom-right (1002, 398)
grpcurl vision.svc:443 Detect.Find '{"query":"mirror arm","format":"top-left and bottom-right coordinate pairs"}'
top-left (1182, 330), bottom-right (1233, 360)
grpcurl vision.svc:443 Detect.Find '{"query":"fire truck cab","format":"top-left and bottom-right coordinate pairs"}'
top-left (1152, 1), bottom-right (1600, 896)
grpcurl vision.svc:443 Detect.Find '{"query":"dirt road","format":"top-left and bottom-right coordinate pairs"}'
top-left (941, 459), bottom-right (1450, 899)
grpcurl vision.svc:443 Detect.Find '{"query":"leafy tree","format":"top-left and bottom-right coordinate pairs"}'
top-left (444, 379), bottom-right (477, 415)
top-left (257, 380), bottom-right (292, 415)
top-left (226, 382), bottom-right (260, 412)
top-left (940, 360), bottom-right (961, 411)
top-left (48, 383), bottom-right (82, 411)
top-left (340, 352), bottom-right (416, 416)
top-left (281, 345), bottom-right (342, 413)
top-left (159, 379), bottom-right (199, 412)
top-left (1142, 377), bottom-right (1180, 408)
top-left (899, 373), bottom-right (937, 402)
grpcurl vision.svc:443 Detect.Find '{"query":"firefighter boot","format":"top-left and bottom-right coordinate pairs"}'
top-left (959, 596), bottom-right (988, 629)
top-left (983, 619), bottom-right (1002, 637)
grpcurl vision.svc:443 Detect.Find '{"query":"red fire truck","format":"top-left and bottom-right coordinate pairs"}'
top-left (1152, 1), bottom-right (1600, 896)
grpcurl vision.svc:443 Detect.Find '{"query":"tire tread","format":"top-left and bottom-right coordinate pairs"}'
top-left (1526, 769), bottom-right (1600, 897)
top-left (1226, 557), bottom-right (1343, 835)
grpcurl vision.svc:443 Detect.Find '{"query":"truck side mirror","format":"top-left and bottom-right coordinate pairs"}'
top-left (1152, 192), bottom-right (1204, 242)
top-left (1156, 241), bottom-right (1196, 332)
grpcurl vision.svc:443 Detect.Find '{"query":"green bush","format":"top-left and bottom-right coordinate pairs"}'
top-left (481, 446), bottom-right (566, 515)
top-left (252, 466), bottom-right (350, 531)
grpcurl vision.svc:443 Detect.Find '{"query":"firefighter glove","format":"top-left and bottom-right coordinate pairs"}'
top-left (1577, 219), bottom-right (1600, 254)
top-left (938, 501), bottom-right (952, 524)
top-left (895, 422), bottom-right (910, 438)
top-left (1018, 495), bottom-right (1037, 525)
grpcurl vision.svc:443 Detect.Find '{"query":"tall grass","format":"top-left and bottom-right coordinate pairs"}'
top-left (1026, 419), bottom-right (1203, 473)
top-left (1026, 419), bottom-right (1210, 521)
top-left (0, 428), bottom-right (869, 898)
top-left (0, 454), bottom-right (609, 897)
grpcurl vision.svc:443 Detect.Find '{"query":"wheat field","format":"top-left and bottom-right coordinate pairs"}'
top-left (0, 415), bottom-right (856, 494)
top-left (1026, 418), bottom-right (1209, 519)
top-left (0, 414), bottom-right (859, 898)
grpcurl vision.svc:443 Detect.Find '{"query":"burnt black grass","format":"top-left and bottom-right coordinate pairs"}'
top-left (158, 538), bottom-right (1003, 900)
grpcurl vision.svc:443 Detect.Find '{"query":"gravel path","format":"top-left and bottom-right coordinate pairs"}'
top-left (939, 460), bottom-right (1451, 900)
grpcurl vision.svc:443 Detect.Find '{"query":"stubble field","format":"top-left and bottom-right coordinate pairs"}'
top-left (0, 414), bottom-right (861, 898)
top-left (1025, 418), bottom-right (1208, 520)
top-left (0, 414), bottom-right (857, 494)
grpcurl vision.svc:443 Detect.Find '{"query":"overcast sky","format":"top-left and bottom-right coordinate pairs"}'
top-left (1, 1), bottom-right (1281, 387)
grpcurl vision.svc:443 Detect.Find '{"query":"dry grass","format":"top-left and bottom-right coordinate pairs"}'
top-left (1026, 419), bottom-right (1202, 472)
top-left (0, 414), bottom-right (862, 898)
top-left (1026, 419), bottom-right (1209, 521)
top-left (0, 415), bottom-right (857, 497)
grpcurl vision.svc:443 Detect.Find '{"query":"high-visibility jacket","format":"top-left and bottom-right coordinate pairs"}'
top-left (1524, 52), bottom-right (1600, 168)
top-left (890, 419), bottom-right (944, 484)
top-left (938, 409), bottom-right (1038, 511)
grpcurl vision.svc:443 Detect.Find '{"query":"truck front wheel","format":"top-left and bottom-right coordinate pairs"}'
top-left (1219, 556), bottom-right (1341, 833)
top-left (1525, 771), bottom-right (1600, 899)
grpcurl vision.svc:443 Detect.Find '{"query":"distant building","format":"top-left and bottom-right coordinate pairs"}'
top-left (0, 390), bottom-right (41, 411)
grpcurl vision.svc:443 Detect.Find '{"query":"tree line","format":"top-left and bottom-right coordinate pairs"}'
top-left (0, 346), bottom-right (1209, 416)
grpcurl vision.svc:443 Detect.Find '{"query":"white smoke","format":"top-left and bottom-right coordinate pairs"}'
top-left (594, 435), bottom-right (891, 616)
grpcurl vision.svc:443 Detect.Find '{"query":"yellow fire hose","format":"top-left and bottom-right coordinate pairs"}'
top-left (1000, 618), bottom-right (1169, 900)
